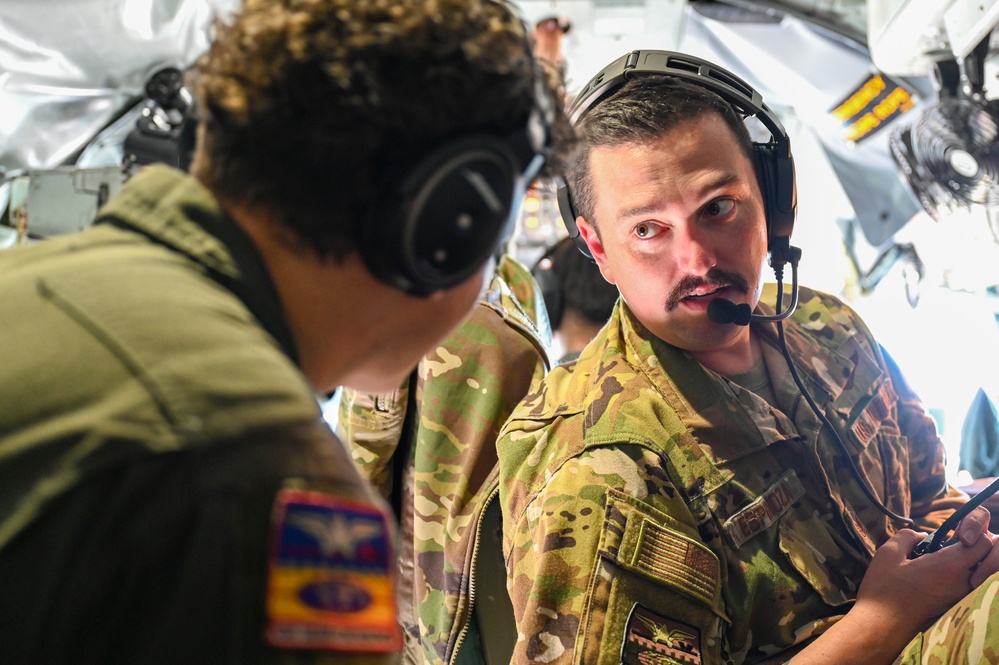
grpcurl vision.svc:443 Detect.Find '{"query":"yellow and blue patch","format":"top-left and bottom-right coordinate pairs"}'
top-left (265, 489), bottom-right (401, 652)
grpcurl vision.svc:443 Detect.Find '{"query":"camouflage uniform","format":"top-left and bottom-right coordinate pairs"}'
top-left (898, 570), bottom-right (999, 664)
top-left (498, 284), bottom-right (969, 665)
top-left (337, 255), bottom-right (552, 664)
top-left (0, 166), bottom-right (401, 663)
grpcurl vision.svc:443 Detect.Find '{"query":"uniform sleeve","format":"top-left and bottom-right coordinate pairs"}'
top-left (505, 454), bottom-right (606, 664)
top-left (502, 441), bottom-right (726, 664)
top-left (163, 420), bottom-right (407, 664)
top-left (0, 418), bottom-right (403, 664)
top-left (880, 344), bottom-right (968, 529)
top-left (335, 380), bottom-right (410, 500)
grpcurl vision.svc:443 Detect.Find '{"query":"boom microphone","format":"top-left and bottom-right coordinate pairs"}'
top-left (707, 245), bottom-right (803, 326)
top-left (707, 299), bottom-right (752, 325)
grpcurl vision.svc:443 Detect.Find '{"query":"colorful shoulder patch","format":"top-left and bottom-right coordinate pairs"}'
top-left (265, 488), bottom-right (402, 653)
top-left (621, 603), bottom-right (702, 665)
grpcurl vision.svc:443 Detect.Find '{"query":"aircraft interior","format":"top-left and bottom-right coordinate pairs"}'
top-left (4, 0), bottom-right (995, 486)
top-left (3, 2), bottom-right (999, 661)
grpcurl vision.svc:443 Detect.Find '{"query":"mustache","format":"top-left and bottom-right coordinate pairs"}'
top-left (665, 268), bottom-right (750, 311)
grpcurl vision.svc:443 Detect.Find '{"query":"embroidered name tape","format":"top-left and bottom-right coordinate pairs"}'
top-left (265, 489), bottom-right (402, 652)
top-left (850, 381), bottom-right (893, 447)
top-left (723, 470), bottom-right (805, 549)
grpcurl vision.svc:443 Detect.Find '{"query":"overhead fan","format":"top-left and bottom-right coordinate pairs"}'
top-left (890, 39), bottom-right (999, 223)
top-left (890, 95), bottom-right (999, 221)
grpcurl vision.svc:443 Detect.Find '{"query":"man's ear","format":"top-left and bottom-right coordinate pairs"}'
top-left (575, 217), bottom-right (615, 285)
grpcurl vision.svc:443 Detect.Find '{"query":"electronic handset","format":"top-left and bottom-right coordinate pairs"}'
top-left (909, 475), bottom-right (999, 558)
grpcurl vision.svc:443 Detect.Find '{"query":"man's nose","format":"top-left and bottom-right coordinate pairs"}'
top-left (675, 225), bottom-right (716, 275)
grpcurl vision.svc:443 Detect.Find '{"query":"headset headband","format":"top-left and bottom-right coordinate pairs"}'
top-left (568, 50), bottom-right (790, 158)
top-left (559, 49), bottom-right (796, 260)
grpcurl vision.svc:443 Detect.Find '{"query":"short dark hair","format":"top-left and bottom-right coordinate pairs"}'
top-left (534, 236), bottom-right (619, 329)
top-left (188, 0), bottom-right (573, 259)
top-left (566, 75), bottom-right (754, 227)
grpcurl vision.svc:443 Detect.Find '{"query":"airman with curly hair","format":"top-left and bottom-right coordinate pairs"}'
top-left (0, 1), bottom-right (571, 663)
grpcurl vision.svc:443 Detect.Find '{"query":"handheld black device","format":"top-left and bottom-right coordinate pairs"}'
top-left (910, 475), bottom-right (999, 558)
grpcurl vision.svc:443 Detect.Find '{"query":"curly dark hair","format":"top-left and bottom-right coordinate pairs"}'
top-left (566, 75), bottom-right (754, 230)
top-left (187, 0), bottom-right (573, 259)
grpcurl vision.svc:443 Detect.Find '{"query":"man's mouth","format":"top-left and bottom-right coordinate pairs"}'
top-left (666, 283), bottom-right (730, 312)
top-left (666, 269), bottom-right (750, 312)
top-left (682, 285), bottom-right (727, 302)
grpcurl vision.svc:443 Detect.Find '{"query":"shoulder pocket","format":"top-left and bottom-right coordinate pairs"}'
top-left (576, 489), bottom-right (727, 664)
top-left (600, 489), bottom-right (721, 609)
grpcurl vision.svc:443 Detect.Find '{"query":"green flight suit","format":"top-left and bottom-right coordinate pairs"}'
top-left (337, 255), bottom-right (552, 664)
top-left (0, 165), bottom-right (401, 664)
top-left (498, 285), bottom-right (972, 664)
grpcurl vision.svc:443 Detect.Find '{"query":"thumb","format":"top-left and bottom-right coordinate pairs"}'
top-left (956, 507), bottom-right (990, 546)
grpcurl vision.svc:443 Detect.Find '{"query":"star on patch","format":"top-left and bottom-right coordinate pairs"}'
top-left (265, 488), bottom-right (401, 652)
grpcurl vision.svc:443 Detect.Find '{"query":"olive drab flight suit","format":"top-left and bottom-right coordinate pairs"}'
top-left (337, 255), bottom-right (552, 665)
top-left (0, 165), bottom-right (402, 664)
top-left (498, 285), bottom-right (974, 665)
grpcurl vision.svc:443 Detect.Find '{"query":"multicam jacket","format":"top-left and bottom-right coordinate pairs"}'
top-left (898, 568), bottom-right (999, 663)
top-left (498, 284), bottom-right (967, 665)
top-left (337, 255), bottom-right (552, 665)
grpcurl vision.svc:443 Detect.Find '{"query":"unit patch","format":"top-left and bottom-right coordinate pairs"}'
top-left (723, 470), bottom-right (805, 548)
top-left (265, 489), bottom-right (402, 652)
top-left (621, 603), bottom-right (702, 665)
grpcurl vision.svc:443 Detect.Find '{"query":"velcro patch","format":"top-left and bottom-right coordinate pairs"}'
top-left (616, 513), bottom-right (719, 608)
top-left (723, 470), bottom-right (804, 549)
top-left (265, 489), bottom-right (401, 652)
top-left (850, 381), bottom-right (894, 447)
top-left (621, 603), bottom-right (702, 665)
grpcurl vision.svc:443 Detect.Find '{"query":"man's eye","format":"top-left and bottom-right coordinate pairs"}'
top-left (705, 199), bottom-right (736, 218)
top-left (634, 223), bottom-right (661, 239)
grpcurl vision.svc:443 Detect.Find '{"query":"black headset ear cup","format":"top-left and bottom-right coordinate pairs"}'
top-left (555, 178), bottom-right (592, 258)
top-left (362, 136), bottom-right (521, 296)
top-left (753, 143), bottom-right (796, 252)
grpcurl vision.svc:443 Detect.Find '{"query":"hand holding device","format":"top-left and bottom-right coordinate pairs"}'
top-left (910, 475), bottom-right (999, 558)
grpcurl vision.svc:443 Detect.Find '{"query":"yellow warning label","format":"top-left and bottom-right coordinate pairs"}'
top-left (829, 73), bottom-right (915, 143)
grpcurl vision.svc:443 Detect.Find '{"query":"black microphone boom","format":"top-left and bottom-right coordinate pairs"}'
top-left (707, 298), bottom-right (752, 325)
top-left (707, 246), bottom-right (803, 327)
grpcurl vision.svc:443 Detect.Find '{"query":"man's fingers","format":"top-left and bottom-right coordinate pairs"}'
top-left (969, 532), bottom-right (999, 588)
top-left (883, 529), bottom-right (928, 559)
top-left (956, 507), bottom-right (991, 546)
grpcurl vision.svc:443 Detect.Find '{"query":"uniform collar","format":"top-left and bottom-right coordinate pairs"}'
top-left (612, 289), bottom-right (884, 464)
top-left (613, 304), bottom-right (784, 464)
top-left (752, 284), bottom-right (884, 419)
